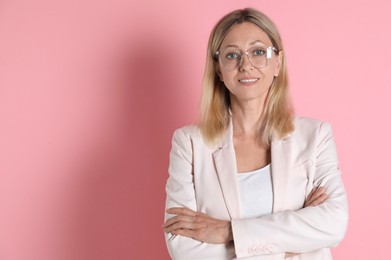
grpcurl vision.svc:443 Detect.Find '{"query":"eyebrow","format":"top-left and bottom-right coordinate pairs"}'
top-left (222, 40), bottom-right (267, 49)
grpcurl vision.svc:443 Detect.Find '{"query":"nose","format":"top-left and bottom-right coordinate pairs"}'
top-left (238, 52), bottom-right (253, 71)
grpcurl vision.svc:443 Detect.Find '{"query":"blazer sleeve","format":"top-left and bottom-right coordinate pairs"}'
top-left (231, 122), bottom-right (349, 258)
top-left (164, 128), bottom-right (231, 260)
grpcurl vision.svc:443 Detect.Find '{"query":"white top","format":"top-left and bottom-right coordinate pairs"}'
top-left (237, 164), bottom-right (273, 218)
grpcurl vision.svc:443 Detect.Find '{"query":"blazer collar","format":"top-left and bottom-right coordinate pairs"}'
top-left (270, 120), bottom-right (293, 212)
top-left (212, 117), bottom-right (241, 219)
top-left (212, 116), bottom-right (293, 218)
top-left (270, 136), bottom-right (292, 212)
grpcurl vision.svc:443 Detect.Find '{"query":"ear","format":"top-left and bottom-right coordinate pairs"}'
top-left (274, 50), bottom-right (283, 77)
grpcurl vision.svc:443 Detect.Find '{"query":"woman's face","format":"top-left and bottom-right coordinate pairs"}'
top-left (218, 22), bottom-right (281, 104)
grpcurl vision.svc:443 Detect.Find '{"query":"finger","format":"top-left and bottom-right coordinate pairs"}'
top-left (163, 214), bottom-right (196, 229)
top-left (172, 226), bottom-right (210, 243)
top-left (164, 214), bottom-right (207, 231)
top-left (171, 228), bottom-right (199, 241)
top-left (304, 191), bottom-right (317, 207)
top-left (165, 219), bottom-right (207, 233)
top-left (315, 186), bottom-right (325, 194)
top-left (305, 191), bottom-right (315, 206)
top-left (307, 187), bottom-right (317, 199)
top-left (305, 187), bottom-right (325, 206)
top-left (311, 186), bottom-right (325, 197)
top-left (164, 216), bottom-right (196, 231)
top-left (310, 193), bottom-right (328, 206)
top-left (306, 187), bottom-right (321, 203)
top-left (307, 193), bottom-right (328, 207)
top-left (166, 207), bottom-right (197, 216)
top-left (310, 187), bottom-right (326, 201)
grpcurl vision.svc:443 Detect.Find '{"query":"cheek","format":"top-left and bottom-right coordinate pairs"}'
top-left (263, 62), bottom-right (280, 81)
top-left (261, 74), bottom-right (275, 90)
top-left (259, 68), bottom-right (275, 83)
top-left (220, 71), bottom-right (235, 85)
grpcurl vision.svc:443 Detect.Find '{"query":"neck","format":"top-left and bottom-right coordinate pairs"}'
top-left (230, 97), bottom-right (266, 136)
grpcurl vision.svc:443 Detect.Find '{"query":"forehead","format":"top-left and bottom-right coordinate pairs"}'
top-left (220, 22), bottom-right (272, 48)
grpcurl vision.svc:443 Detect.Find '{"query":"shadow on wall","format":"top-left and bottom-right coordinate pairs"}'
top-left (66, 33), bottom-right (190, 260)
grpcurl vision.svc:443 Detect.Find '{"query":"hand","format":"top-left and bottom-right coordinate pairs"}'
top-left (163, 207), bottom-right (233, 244)
top-left (304, 186), bottom-right (328, 207)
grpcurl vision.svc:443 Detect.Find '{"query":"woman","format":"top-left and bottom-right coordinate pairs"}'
top-left (163, 8), bottom-right (348, 260)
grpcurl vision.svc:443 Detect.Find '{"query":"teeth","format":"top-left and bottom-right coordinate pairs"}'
top-left (239, 78), bottom-right (258, 83)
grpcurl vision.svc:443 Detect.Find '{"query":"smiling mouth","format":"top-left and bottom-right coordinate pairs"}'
top-left (238, 78), bottom-right (259, 83)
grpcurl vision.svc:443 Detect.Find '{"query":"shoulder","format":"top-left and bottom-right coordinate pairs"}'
top-left (291, 116), bottom-right (334, 140)
top-left (171, 124), bottom-right (203, 146)
top-left (171, 124), bottom-right (219, 151)
top-left (173, 124), bottom-right (201, 139)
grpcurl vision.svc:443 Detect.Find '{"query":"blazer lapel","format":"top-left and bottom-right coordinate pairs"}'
top-left (212, 120), bottom-right (241, 220)
top-left (270, 133), bottom-right (293, 212)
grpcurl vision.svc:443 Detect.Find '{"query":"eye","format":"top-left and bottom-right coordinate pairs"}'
top-left (226, 52), bottom-right (240, 60)
top-left (252, 49), bottom-right (266, 56)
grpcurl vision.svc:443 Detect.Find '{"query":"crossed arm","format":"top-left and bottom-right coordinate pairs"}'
top-left (163, 186), bottom-right (327, 244)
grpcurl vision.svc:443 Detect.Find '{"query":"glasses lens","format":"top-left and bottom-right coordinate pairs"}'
top-left (219, 49), bottom-right (241, 71)
top-left (247, 46), bottom-right (269, 68)
top-left (218, 46), bottom-right (273, 70)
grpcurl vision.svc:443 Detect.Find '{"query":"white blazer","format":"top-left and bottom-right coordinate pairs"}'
top-left (164, 116), bottom-right (348, 260)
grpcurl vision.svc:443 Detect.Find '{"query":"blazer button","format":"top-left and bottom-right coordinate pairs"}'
top-left (257, 244), bottom-right (276, 254)
top-left (247, 247), bottom-right (256, 255)
top-left (255, 245), bottom-right (265, 254)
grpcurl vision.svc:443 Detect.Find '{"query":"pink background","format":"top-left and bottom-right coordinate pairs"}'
top-left (1, 0), bottom-right (390, 259)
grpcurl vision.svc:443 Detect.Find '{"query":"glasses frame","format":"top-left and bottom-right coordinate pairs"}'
top-left (215, 46), bottom-right (278, 71)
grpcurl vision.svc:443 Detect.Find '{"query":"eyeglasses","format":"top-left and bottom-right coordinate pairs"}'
top-left (215, 45), bottom-right (278, 71)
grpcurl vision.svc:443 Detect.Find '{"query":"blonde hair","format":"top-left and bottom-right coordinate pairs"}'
top-left (199, 8), bottom-right (294, 146)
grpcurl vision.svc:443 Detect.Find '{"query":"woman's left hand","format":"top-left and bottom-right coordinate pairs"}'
top-left (163, 207), bottom-right (233, 244)
top-left (304, 186), bottom-right (328, 207)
